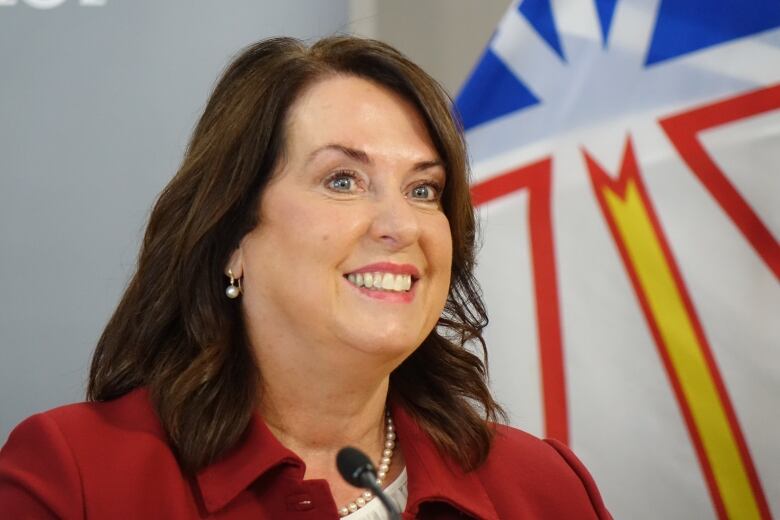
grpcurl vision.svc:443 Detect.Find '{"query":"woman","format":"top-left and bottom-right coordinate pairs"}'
top-left (0, 36), bottom-right (611, 519)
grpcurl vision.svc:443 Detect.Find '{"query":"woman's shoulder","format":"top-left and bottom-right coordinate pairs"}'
top-left (474, 423), bottom-right (612, 519)
top-left (0, 388), bottom-right (183, 519)
top-left (485, 423), bottom-right (576, 466)
top-left (5, 388), bottom-right (167, 454)
top-left (29, 387), bottom-right (162, 436)
top-left (1, 387), bottom-right (172, 472)
top-left (480, 423), bottom-right (587, 485)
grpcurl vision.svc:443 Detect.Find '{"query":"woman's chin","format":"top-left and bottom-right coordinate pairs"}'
top-left (336, 331), bottom-right (423, 363)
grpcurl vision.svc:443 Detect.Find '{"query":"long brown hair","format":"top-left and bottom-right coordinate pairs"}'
top-left (88, 36), bottom-right (505, 474)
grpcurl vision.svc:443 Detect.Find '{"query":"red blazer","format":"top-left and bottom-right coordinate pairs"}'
top-left (0, 389), bottom-right (611, 519)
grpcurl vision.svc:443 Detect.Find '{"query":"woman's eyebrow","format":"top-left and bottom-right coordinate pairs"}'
top-left (307, 144), bottom-right (371, 165)
top-left (306, 143), bottom-right (444, 171)
top-left (413, 159), bottom-right (444, 172)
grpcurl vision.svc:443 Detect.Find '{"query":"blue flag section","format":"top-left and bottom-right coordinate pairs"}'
top-left (646, 0), bottom-right (780, 64)
top-left (518, 0), bottom-right (565, 58)
top-left (458, 1), bottom-right (780, 519)
top-left (457, 48), bottom-right (539, 130)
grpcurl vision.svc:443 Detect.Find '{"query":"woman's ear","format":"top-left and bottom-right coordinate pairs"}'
top-left (225, 247), bottom-right (244, 279)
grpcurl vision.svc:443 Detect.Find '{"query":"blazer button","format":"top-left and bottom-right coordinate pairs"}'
top-left (286, 493), bottom-right (316, 511)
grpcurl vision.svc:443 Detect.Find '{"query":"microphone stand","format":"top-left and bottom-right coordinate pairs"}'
top-left (336, 446), bottom-right (402, 520)
top-left (357, 469), bottom-right (402, 520)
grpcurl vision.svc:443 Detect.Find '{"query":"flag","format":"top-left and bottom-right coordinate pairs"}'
top-left (456, 1), bottom-right (780, 518)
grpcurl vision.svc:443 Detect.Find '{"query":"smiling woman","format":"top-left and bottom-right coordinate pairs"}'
top-left (0, 36), bottom-right (612, 519)
top-left (233, 75), bottom-right (453, 375)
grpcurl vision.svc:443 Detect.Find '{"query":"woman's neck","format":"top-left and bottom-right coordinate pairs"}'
top-left (247, 319), bottom-right (410, 509)
top-left (260, 374), bottom-right (390, 457)
top-left (249, 315), bottom-right (406, 451)
top-left (259, 366), bottom-right (405, 511)
top-left (254, 340), bottom-right (399, 481)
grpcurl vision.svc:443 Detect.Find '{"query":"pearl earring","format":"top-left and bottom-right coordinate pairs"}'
top-left (225, 269), bottom-right (242, 299)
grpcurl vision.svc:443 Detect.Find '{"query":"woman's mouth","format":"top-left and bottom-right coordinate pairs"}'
top-left (345, 272), bottom-right (413, 293)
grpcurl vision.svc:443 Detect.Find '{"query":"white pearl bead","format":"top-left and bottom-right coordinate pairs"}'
top-left (337, 409), bottom-right (396, 515)
top-left (225, 285), bottom-right (240, 298)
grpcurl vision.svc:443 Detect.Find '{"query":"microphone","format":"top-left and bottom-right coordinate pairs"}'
top-left (336, 446), bottom-right (401, 519)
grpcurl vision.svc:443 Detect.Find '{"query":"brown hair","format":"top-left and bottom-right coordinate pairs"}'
top-left (87, 36), bottom-right (505, 474)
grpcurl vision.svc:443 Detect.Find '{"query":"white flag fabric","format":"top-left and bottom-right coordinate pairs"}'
top-left (456, 1), bottom-right (780, 519)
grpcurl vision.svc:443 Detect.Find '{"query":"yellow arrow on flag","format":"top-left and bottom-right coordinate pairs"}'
top-left (584, 138), bottom-right (769, 520)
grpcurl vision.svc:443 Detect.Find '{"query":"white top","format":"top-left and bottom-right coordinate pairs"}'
top-left (344, 467), bottom-right (409, 519)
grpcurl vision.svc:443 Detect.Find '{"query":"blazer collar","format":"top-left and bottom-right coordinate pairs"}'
top-left (195, 413), bottom-right (304, 513)
top-left (195, 404), bottom-right (499, 519)
top-left (392, 404), bottom-right (500, 520)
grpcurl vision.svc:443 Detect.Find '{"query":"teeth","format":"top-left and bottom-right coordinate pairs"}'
top-left (381, 273), bottom-right (394, 290)
top-left (346, 272), bottom-right (413, 293)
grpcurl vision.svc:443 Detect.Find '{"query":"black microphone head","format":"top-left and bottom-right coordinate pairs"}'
top-left (336, 446), bottom-right (376, 488)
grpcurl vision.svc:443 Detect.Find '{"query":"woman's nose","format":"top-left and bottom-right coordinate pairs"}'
top-left (369, 189), bottom-right (421, 249)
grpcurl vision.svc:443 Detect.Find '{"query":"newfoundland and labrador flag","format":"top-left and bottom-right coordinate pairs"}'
top-left (456, 1), bottom-right (780, 518)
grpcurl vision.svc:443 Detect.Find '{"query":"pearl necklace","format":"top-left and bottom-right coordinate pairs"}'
top-left (337, 410), bottom-right (396, 517)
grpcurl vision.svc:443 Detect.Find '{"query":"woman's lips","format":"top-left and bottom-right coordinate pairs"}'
top-left (343, 262), bottom-right (421, 303)
top-left (346, 262), bottom-right (420, 278)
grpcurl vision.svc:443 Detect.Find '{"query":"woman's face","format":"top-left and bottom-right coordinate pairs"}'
top-left (231, 75), bottom-right (453, 364)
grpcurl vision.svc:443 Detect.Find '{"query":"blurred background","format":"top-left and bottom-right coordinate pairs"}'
top-left (2, 1), bottom-right (778, 519)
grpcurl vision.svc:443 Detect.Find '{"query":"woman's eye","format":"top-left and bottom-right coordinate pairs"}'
top-left (409, 183), bottom-right (441, 202)
top-left (326, 172), bottom-right (357, 192)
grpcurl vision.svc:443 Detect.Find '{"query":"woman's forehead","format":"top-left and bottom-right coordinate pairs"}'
top-left (282, 75), bottom-right (440, 165)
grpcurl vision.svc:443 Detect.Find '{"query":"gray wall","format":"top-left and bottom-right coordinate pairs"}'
top-left (374, 0), bottom-right (507, 97)
top-left (0, 0), bottom-right (352, 439)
